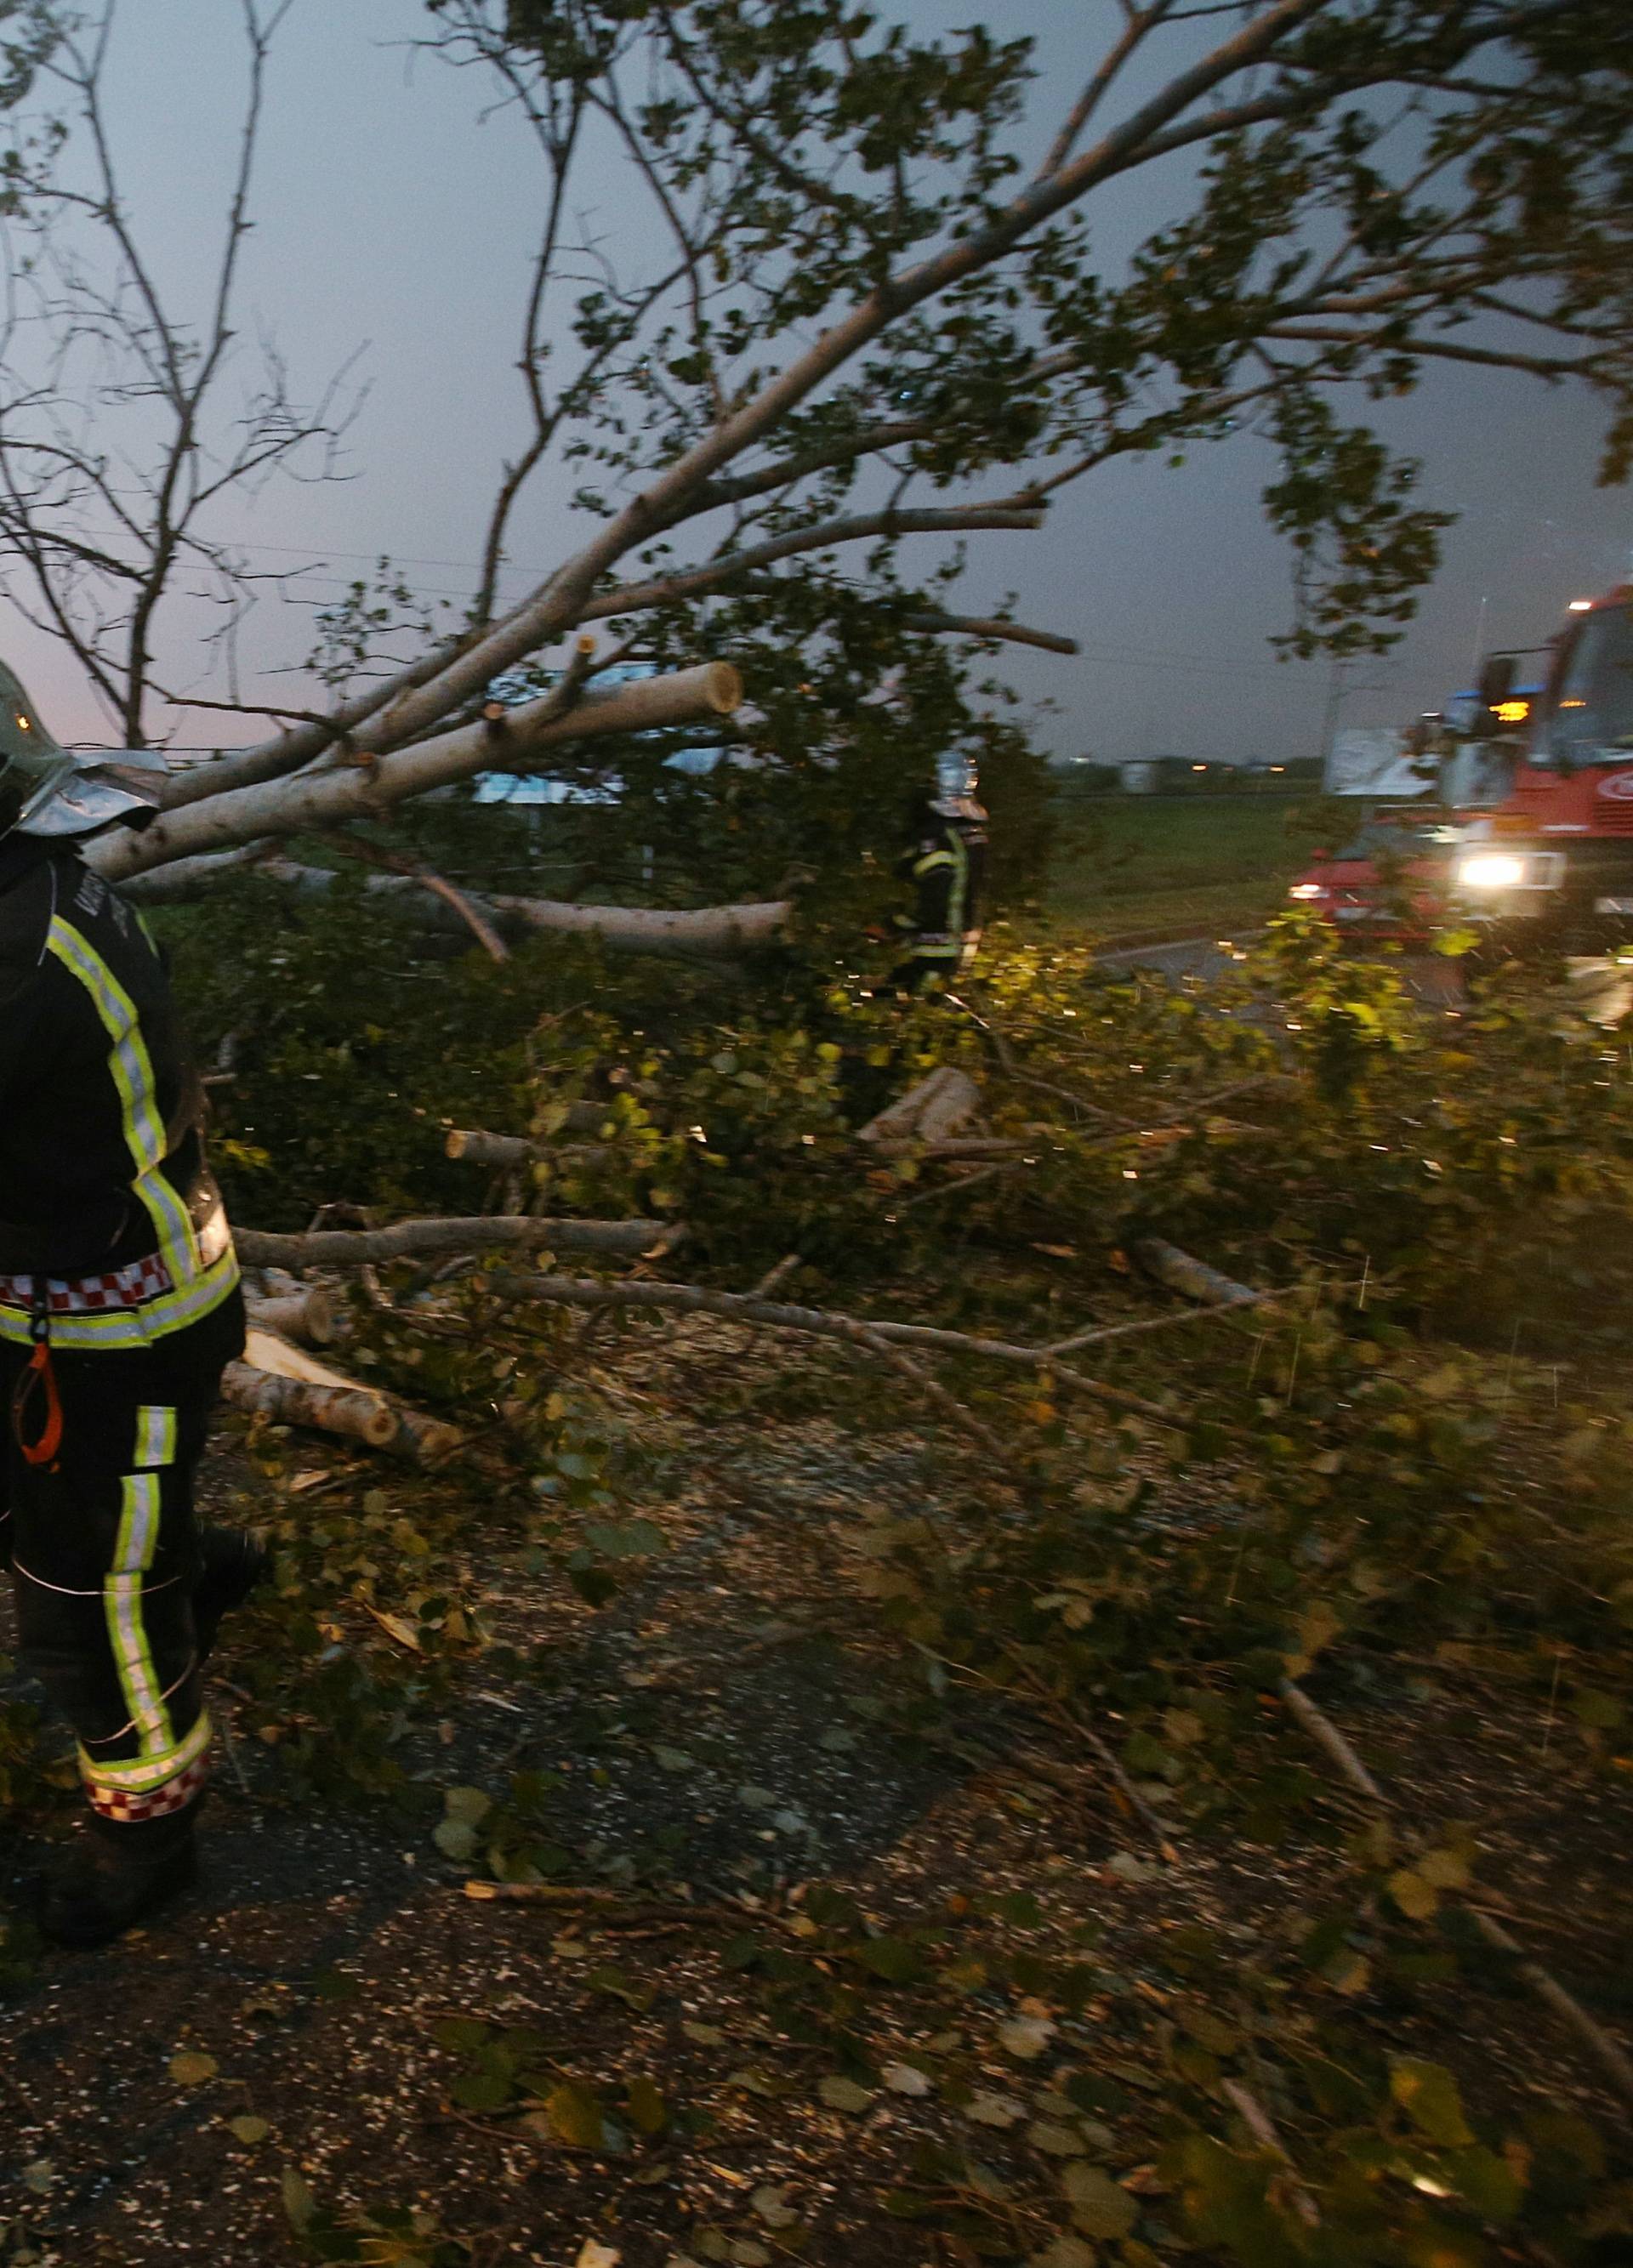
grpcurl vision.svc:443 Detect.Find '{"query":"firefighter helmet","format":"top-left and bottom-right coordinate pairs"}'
top-left (931, 749), bottom-right (986, 822)
top-left (0, 660), bottom-right (167, 839)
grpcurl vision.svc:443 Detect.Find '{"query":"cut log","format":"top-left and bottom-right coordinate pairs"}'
top-left (223, 1361), bottom-right (397, 1450)
top-left (445, 1123), bottom-right (619, 1168)
top-left (229, 1329), bottom-right (463, 1464)
top-left (234, 1215), bottom-right (680, 1269)
top-left (858, 1067), bottom-right (982, 1147)
top-left (243, 1285), bottom-right (340, 1345)
top-left (1131, 1236), bottom-right (1261, 1309)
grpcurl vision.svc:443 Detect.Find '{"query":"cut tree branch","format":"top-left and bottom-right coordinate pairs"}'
top-left (95, 661), bottom-right (743, 880)
top-left (234, 1216), bottom-right (681, 1269)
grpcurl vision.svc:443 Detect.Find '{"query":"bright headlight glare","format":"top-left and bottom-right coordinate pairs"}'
top-left (1288, 882), bottom-right (1325, 901)
top-left (1459, 853), bottom-right (1526, 890)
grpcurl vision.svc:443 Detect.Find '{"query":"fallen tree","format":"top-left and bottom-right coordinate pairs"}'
top-left (0, 1), bottom-right (1611, 933)
top-left (124, 855), bottom-right (790, 960)
top-left (100, 662), bottom-right (744, 882)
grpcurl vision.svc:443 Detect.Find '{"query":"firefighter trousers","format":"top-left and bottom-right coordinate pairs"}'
top-left (0, 1287), bottom-right (244, 1827)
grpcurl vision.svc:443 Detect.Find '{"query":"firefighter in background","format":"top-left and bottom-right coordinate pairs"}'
top-left (891, 752), bottom-right (989, 991)
top-left (0, 668), bottom-right (261, 1947)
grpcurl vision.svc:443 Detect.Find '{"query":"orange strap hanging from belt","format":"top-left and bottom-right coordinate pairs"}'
top-left (11, 1289), bottom-right (62, 1469)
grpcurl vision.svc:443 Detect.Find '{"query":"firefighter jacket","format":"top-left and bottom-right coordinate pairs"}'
top-left (0, 833), bottom-right (238, 1344)
top-left (896, 811), bottom-right (988, 969)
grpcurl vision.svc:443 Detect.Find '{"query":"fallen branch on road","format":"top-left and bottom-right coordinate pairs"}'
top-left (489, 1267), bottom-right (1187, 1426)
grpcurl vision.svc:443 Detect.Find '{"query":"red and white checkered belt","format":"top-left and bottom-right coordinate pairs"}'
top-left (0, 1251), bottom-right (174, 1316)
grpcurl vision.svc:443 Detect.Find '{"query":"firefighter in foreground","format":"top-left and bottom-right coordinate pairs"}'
top-left (0, 670), bottom-right (261, 1947)
top-left (891, 753), bottom-right (989, 991)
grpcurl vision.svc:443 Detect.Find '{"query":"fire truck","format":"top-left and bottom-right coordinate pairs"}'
top-left (1452, 587), bottom-right (1633, 947)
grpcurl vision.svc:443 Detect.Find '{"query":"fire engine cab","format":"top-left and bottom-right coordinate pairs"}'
top-left (1454, 588), bottom-right (1633, 946)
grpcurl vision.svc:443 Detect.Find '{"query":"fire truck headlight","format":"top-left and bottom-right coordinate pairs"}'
top-left (1288, 882), bottom-right (1325, 901)
top-left (1458, 853), bottom-right (1527, 891)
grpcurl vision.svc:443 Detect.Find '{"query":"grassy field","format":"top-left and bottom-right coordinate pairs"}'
top-left (1041, 787), bottom-right (1319, 941)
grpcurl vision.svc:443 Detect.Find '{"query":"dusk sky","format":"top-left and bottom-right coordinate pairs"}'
top-left (3, 0), bottom-right (1625, 766)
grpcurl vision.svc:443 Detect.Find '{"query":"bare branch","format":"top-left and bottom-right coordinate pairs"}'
top-left (1036, 1), bottom-right (1179, 181)
top-left (575, 505), bottom-right (1047, 624)
top-left (903, 611), bottom-right (1079, 656)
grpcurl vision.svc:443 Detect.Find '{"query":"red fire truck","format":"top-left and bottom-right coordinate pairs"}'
top-left (1452, 588), bottom-right (1633, 947)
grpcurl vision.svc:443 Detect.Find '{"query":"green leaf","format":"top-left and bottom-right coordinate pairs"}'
top-left (1061, 2163), bottom-right (1136, 2241)
top-left (850, 1935), bottom-right (925, 1984)
top-left (281, 2166), bottom-right (316, 2232)
top-left (1387, 1867), bottom-right (1439, 1921)
top-left (1416, 1845), bottom-right (1472, 1890)
top-left (1390, 2058), bottom-right (1475, 2147)
top-left (452, 2070), bottom-right (515, 2113)
top-left (1450, 2144), bottom-right (1524, 2222)
top-left (625, 2075), bottom-right (669, 2135)
top-left (543, 2082), bottom-right (607, 2150)
top-left (433, 2017), bottom-right (491, 2054)
top-left (1322, 1949), bottom-right (1371, 1996)
top-left (169, 2051), bottom-right (219, 2086)
top-left (963, 2092), bottom-right (1027, 2129)
top-left (444, 1786), bottom-right (492, 1825)
top-left (228, 2115), bottom-right (270, 2145)
top-left (433, 1819), bottom-right (480, 1863)
top-left (586, 1964), bottom-right (657, 2012)
top-left (817, 2075), bottom-right (874, 2113)
top-left (1181, 2009), bottom-right (1241, 2056)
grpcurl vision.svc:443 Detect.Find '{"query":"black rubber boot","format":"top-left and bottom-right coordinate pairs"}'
top-left (37, 1807), bottom-right (200, 1950)
top-left (193, 1526), bottom-right (269, 1663)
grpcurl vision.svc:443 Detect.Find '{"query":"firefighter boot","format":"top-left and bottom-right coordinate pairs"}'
top-left (37, 1804), bottom-right (201, 1950)
top-left (193, 1526), bottom-right (269, 1663)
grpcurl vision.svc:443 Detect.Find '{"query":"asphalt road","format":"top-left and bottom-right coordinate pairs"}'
top-left (1096, 935), bottom-right (1244, 982)
top-left (1096, 931), bottom-right (1474, 1011)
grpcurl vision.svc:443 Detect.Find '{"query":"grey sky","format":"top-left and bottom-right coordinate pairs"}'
top-left (4, 0), bottom-right (1625, 765)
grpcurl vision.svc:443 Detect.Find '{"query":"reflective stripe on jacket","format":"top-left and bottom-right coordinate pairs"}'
top-left (0, 834), bottom-right (238, 1339)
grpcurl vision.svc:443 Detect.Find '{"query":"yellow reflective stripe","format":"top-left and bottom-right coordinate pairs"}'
top-left (913, 850), bottom-right (956, 877)
top-left (45, 915), bottom-right (203, 1285)
top-left (79, 1709), bottom-right (211, 1794)
top-left (0, 1239), bottom-right (239, 1350)
top-left (946, 835), bottom-right (970, 936)
top-left (135, 1403), bottom-right (177, 1470)
top-left (134, 1174), bottom-right (204, 1287)
top-left (46, 917), bottom-right (165, 1168)
top-left (105, 1471), bottom-right (172, 1758)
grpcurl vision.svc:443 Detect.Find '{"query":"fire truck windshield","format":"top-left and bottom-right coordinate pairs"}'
top-left (1540, 605), bottom-right (1633, 765)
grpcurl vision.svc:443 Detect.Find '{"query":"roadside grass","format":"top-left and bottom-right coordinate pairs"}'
top-left (1042, 788), bottom-right (1318, 941)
